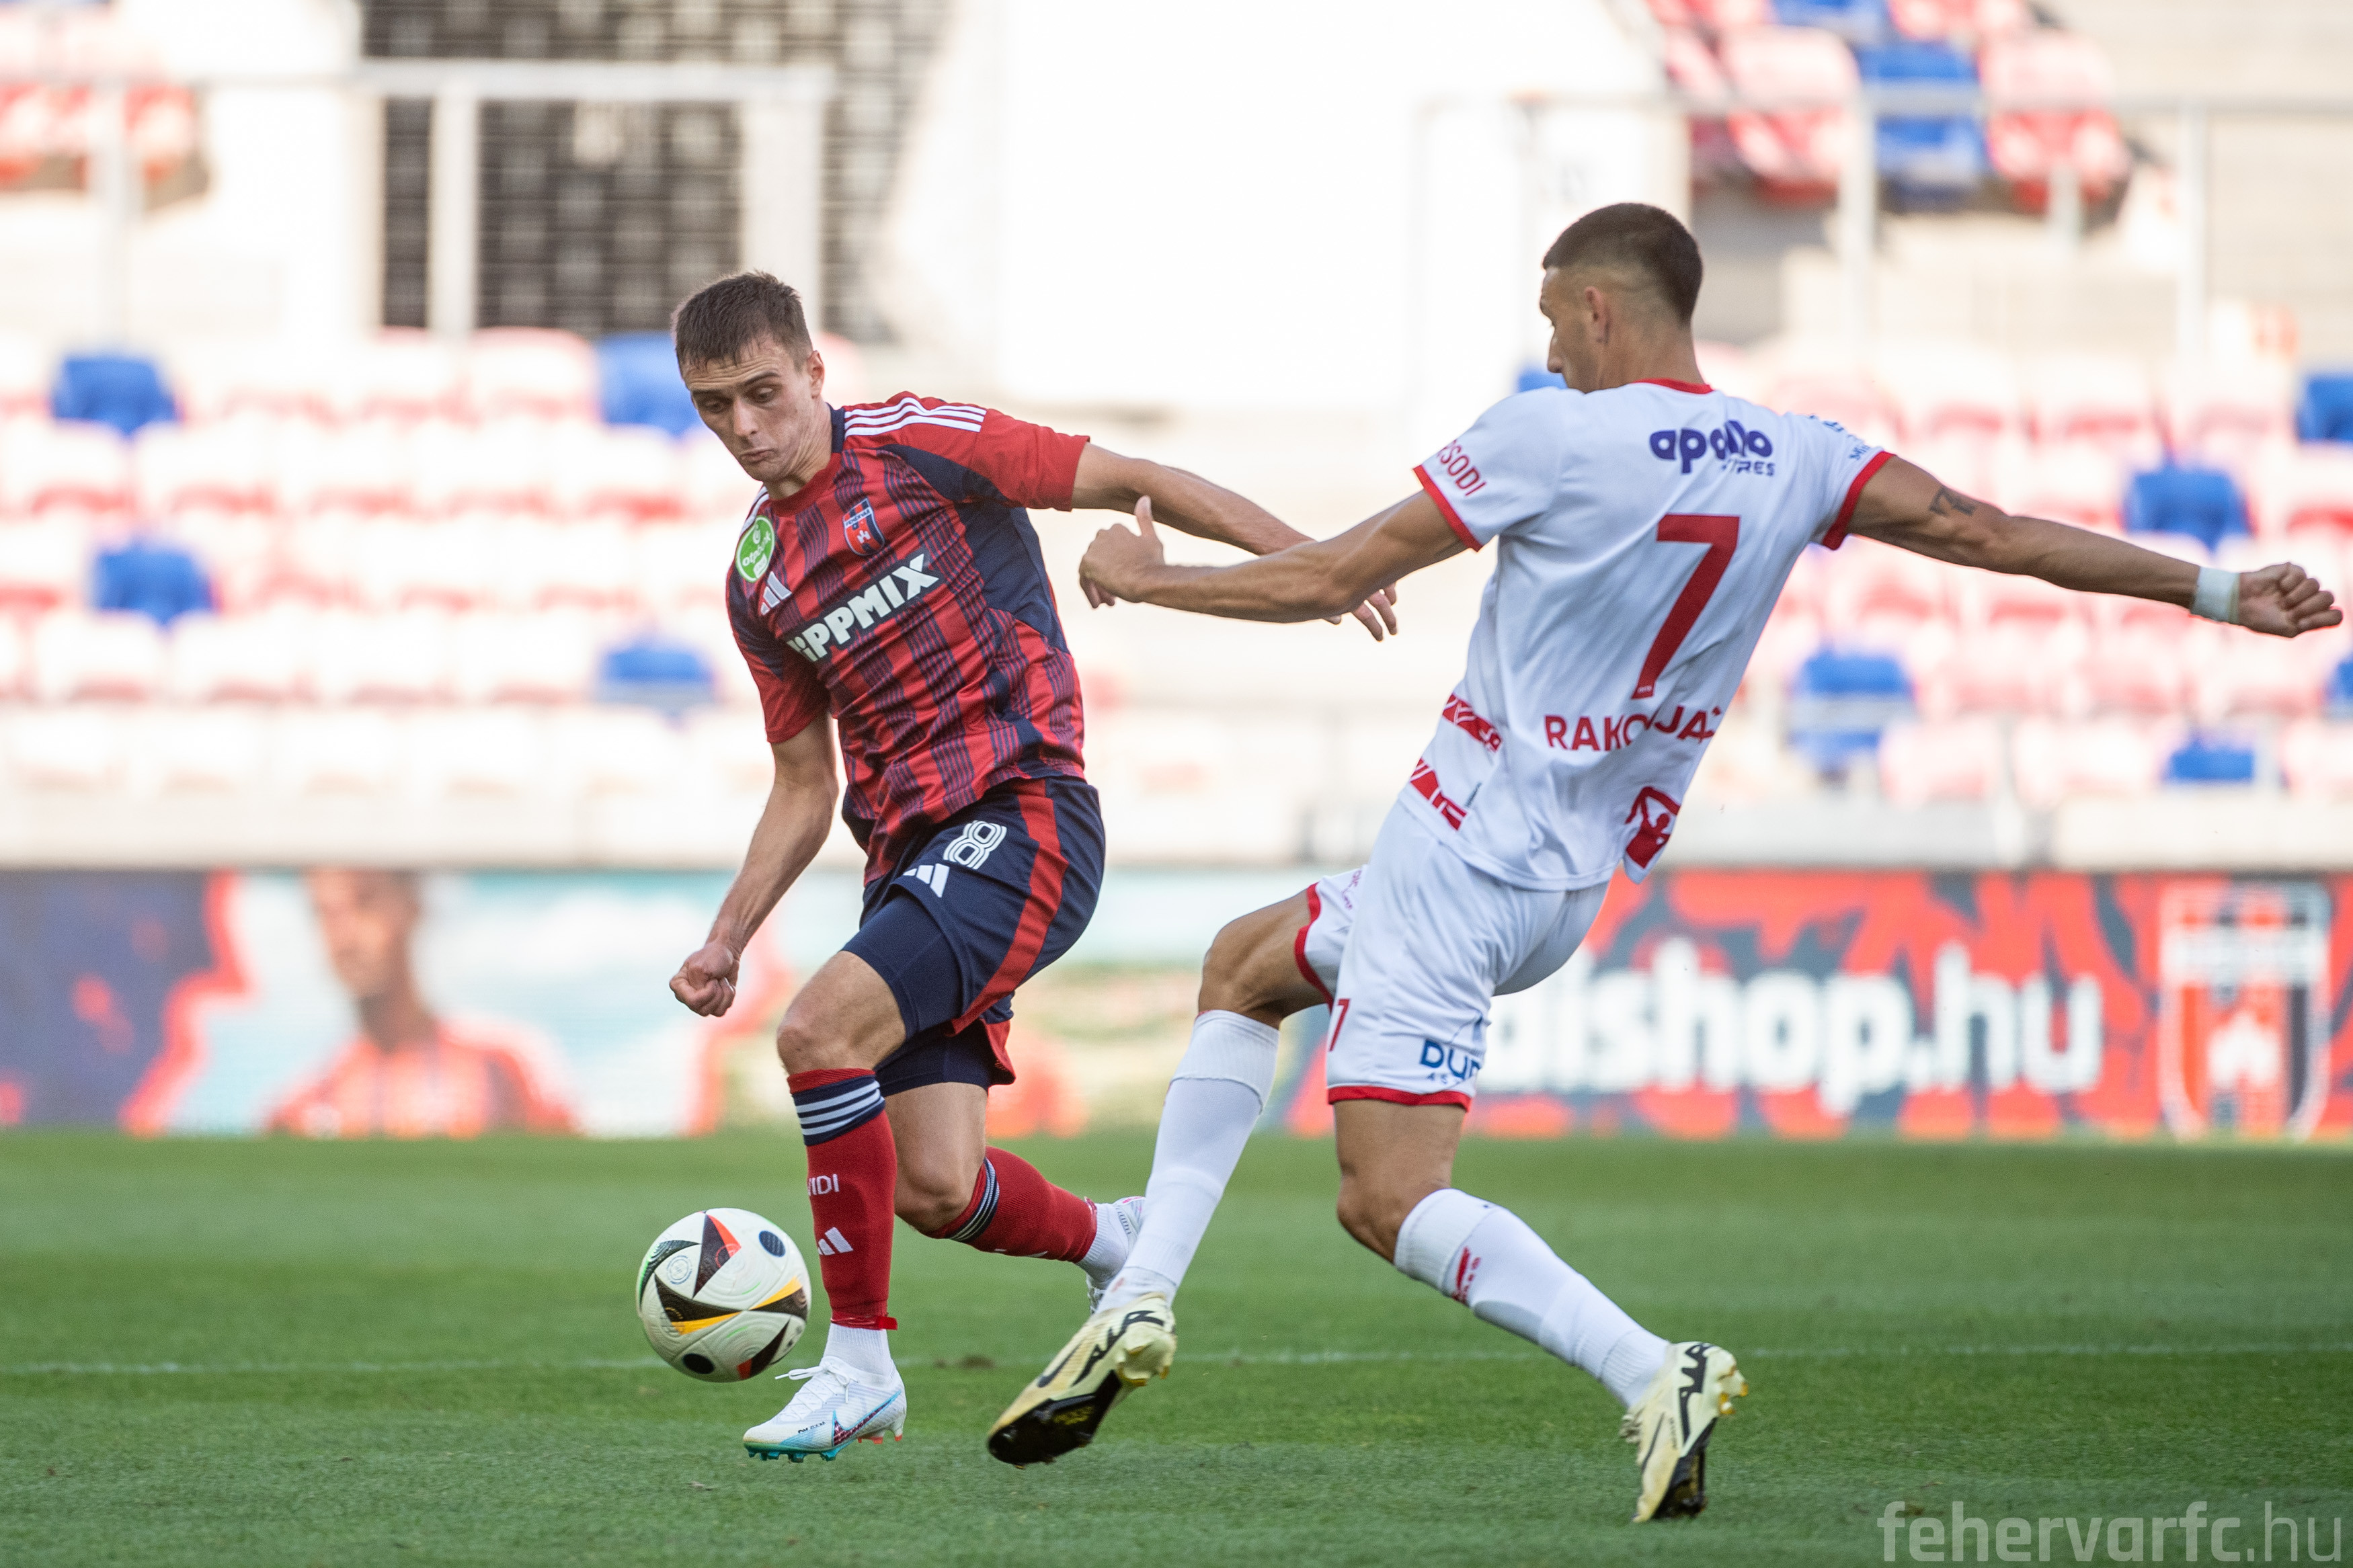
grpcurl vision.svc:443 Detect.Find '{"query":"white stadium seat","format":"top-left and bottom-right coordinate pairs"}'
top-left (168, 608), bottom-right (309, 703)
top-left (448, 609), bottom-right (598, 704)
top-left (30, 610), bottom-right (166, 702)
top-left (1878, 717), bottom-right (2001, 804)
top-left (0, 515), bottom-right (91, 610)
top-left (2011, 716), bottom-right (2173, 807)
top-left (6, 706), bottom-right (126, 790)
top-left (551, 706), bottom-right (689, 795)
top-left (463, 329), bottom-right (599, 424)
top-left (145, 707), bottom-right (268, 792)
top-left (309, 609), bottom-right (452, 704)
top-left (273, 708), bottom-right (401, 794)
top-left (0, 419), bottom-right (132, 515)
top-left (408, 706), bottom-right (543, 797)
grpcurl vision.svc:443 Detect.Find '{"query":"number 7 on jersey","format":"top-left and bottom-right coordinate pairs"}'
top-left (1630, 513), bottom-right (1740, 700)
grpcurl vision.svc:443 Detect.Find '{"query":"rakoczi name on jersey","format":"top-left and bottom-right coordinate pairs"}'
top-left (1544, 702), bottom-right (1722, 753)
top-left (777, 553), bottom-right (943, 661)
top-left (1649, 421), bottom-right (1776, 477)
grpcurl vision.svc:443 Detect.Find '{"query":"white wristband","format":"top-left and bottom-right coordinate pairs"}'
top-left (2191, 566), bottom-right (2240, 625)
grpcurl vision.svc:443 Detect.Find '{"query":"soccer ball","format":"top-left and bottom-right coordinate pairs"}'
top-left (635, 1208), bottom-right (811, 1383)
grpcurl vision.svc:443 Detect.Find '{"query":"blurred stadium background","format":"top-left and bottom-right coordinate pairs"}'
top-left (3, 0), bottom-right (2351, 1146)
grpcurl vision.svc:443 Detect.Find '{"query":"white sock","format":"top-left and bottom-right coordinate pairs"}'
top-left (1078, 1200), bottom-right (1131, 1290)
top-left (1393, 1188), bottom-right (1668, 1407)
top-left (1101, 1011), bottom-right (1280, 1312)
top-left (820, 1323), bottom-right (896, 1383)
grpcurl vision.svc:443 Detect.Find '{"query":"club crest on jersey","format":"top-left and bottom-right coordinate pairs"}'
top-left (736, 513), bottom-right (776, 582)
top-left (842, 499), bottom-right (885, 557)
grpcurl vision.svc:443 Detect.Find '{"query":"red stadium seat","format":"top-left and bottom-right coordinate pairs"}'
top-left (2072, 624), bottom-right (2193, 715)
top-left (1718, 28), bottom-right (1858, 202)
top-left (0, 516), bottom-right (90, 611)
top-left (1954, 565), bottom-right (2081, 630)
top-left (463, 329), bottom-right (599, 424)
top-left (1919, 622), bottom-right (2079, 715)
top-left (354, 515), bottom-right (491, 612)
top-left (279, 423), bottom-right (413, 515)
top-left (169, 343), bottom-right (337, 429)
top-left (2022, 356), bottom-right (2160, 464)
top-left (275, 709), bottom-right (401, 795)
top-left (134, 421), bottom-right (275, 517)
top-left (30, 609), bottom-right (166, 702)
top-left (2193, 635), bottom-right (2324, 723)
top-left (2161, 362), bottom-right (2295, 476)
top-left (1981, 32), bottom-right (2131, 212)
top-left (168, 610), bottom-right (309, 703)
top-left (2247, 444), bottom-right (2353, 538)
top-left (2011, 716), bottom-right (2173, 807)
top-left (1822, 535), bottom-right (1950, 628)
top-left (1876, 343), bottom-right (2020, 449)
top-left (1998, 440), bottom-right (2127, 532)
top-left (1761, 356), bottom-right (1901, 448)
top-left (1663, 26), bottom-right (1729, 96)
top-left (1878, 716), bottom-right (2001, 804)
top-left (1886, 0), bottom-right (1969, 40)
top-left (345, 333), bottom-right (465, 425)
top-left (0, 419), bottom-right (132, 515)
top-left (1690, 0), bottom-right (1773, 28)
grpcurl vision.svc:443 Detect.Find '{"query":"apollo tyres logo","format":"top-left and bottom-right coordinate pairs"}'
top-left (1650, 421), bottom-right (1775, 476)
top-left (774, 554), bottom-right (943, 661)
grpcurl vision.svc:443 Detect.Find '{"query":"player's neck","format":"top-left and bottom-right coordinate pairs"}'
top-left (358, 980), bottom-right (438, 1053)
top-left (766, 415), bottom-right (837, 504)
top-left (1591, 333), bottom-right (1706, 394)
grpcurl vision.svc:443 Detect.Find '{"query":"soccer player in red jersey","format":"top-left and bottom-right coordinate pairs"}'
top-left (663, 272), bottom-right (1392, 1460)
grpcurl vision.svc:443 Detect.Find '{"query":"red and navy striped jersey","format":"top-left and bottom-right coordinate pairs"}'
top-left (727, 393), bottom-right (1092, 882)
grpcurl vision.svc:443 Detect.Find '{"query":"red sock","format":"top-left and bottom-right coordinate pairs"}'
top-left (932, 1147), bottom-right (1098, 1260)
top-left (788, 1068), bottom-right (898, 1329)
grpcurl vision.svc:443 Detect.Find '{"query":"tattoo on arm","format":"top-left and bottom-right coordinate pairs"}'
top-left (1928, 485), bottom-right (1979, 518)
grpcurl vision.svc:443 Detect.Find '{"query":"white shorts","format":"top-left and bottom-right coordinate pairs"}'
top-left (1293, 809), bottom-right (1608, 1108)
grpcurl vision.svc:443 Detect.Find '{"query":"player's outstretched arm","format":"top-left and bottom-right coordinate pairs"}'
top-left (1069, 444), bottom-right (1398, 638)
top-left (1847, 456), bottom-right (2342, 638)
top-left (1078, 491), bottom-right (1460, 636)
top-left (668, 719), bottom-right (838, 1018)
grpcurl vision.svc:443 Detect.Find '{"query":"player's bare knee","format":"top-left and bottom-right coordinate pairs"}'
top-left (771, 1012), bottom-right (844, 1074)
top-left (895, 1167), bottom-right (973, 1235)
top-left (1197, 899), bottom-right (1304, 1020)
top-left (1333, 1175), bottom-right (1406, 1262)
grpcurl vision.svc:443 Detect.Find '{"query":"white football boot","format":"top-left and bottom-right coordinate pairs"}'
top-left (1083, 1196), bottom-right (1147, 1309)
top-left (743, 1359), bottom-right (906, 1463)
top-left (1622, 1340), bottom-right (1747, 1522)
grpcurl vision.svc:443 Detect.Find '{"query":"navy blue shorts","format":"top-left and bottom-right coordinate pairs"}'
top-left (847, 776), bottom-right (1103, 1097)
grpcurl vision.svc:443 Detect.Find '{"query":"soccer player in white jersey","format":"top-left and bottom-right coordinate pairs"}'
top-left (984, 203), bottom-right (2342, 1518)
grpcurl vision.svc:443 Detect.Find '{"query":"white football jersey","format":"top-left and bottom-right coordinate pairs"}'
top-left (1404, 378), bottom-right (1888, 891)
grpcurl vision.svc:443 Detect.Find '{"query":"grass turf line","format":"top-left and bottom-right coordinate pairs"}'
top-left (1, 1131), bottom-right (2348, 1566)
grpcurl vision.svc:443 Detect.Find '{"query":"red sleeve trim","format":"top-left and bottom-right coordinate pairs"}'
top-left (1414, 464), bottom-right (1482, 552)
top-left (1821, 450), bottom-right (1893, 551)
top-left (1291, 884), bottom-right (1334, 1005)
top-left (1328, 1085), bottom-right (1473, 1110)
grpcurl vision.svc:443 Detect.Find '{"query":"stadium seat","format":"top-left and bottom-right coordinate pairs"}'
top-left (550, 706), bottom-right (688, 796)
top-left (278, 422), bottom-right (414, 515)
top-left (1646, 0), bottom-right (1698, 26)
top-left (2161, 362), bottom-right (2294, 473)
top-left (2296, 372), bottom-right (2353, 444)
top-left (495, 516), bottom-right (637, 610)
top-left (6, 706), bottom-right (126, 791)
top-left (134, 420), bottom-right (276, 516)
top-left (1886, 0), bottom-right (1968, 40)
top-left (2074, 624), bottom-right (2193, 715)
top-left (409, 708), bottom-right (543, 798)
top-left (2122, 466), bottom-right (2248, 552)
top-left (0, 517), bottom-right (90, 610)
top-left (1821, 535), bottom-right (1950, 629)
top-left (29, 609), bottom-right (167, 702)
top-left (1761, 359), bottom-right (1901, 448)
top-left (598, 332), bottom-right (700, 436)
top-left (449, 610), bottom-right (598, 705)
top-left (346, 332), bottom-right (463, 424)
top-left (51, 352), bottom-right (177, 437)
top-left (2246, 443), bottom-right (2353, 536)
top-left (2023, 356), bottom-right (2159, 462)
top-left (632, 517), bottom-right (735, 615)
top-left (274, 709), bottom-right (401, 795)
top-left (1747, 604), bottom-right (1823, 694)
top-left (1875, 342), bottom-right (2019, 449)
top-left (0, 334), bottom-right (50, 420)
top-left (0, 614), bottom-right (24, 697)
top-left (687, 707), bottom-right (781, 796)
top-left (146, 708), bottom-right (268, 794)
top-left (1919, 622), bottom-right (2078, 714)
top-left (167, 342), bottom-right (337, 428)
top-left (1718, 27), bottom-right (1858, 201)
top-left (1689, 0), bottom-right (1775, 30)
top-left (168, 610), bottom-right (309, 703)
top-left (309, 610), bottom-right (452, 704)
top-left (1979, 31), bottom-right (2131, 211)
top-left (2193, 636), bottom-right (2322, 723)
top-left (0, 419), bottom-right (132, 514)
top-left (596, 630), bottom-right (716, 712)
top-left (2163, 733), bottom-right (2256, 786)
top-left (2010, 716), bottom-right (2170, 806)
top-left (353, 515), bottom-right (490, 611)
top-left (412, 418), bottom-right (549, 515)
top-left (92, 537), bottom-right (214, 626)
top-left (1663, 25), bottom-right (1730, 99)
top-left (2280, 719), bottom-right (2353, 798)
top-left (1788, 645), bottom-right (1914, 770)
top-left (1954, 566), bottom-right (2078, 630)
top-left (168, 511), bottom-right (279, 614)
top-left (545, 423), bottom-right (683, 520)
top-left (680, 430), bottom-right (759, 524)
top-left (1878, 716), bottom-right (1999, 804)
top-left (465, 329), bottom-right (599, 424)
top-left (1853, 41), bottom-right (1987, 207)
top-left (1772, 0), bottom-right (1886, 42)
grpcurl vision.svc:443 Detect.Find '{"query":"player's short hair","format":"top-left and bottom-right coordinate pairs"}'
top-left (1542, 204), bottom-right (1704, 325)
top-left (671, 270), bottom-right (814, 368)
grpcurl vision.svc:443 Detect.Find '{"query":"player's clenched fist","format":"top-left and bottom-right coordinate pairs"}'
top-left (670, 939), bottom-right (740, 1017)
top-left (2237, 562), bottom-right (2343, 638)
top-left (1079, 497), bottom-right (1169, 609)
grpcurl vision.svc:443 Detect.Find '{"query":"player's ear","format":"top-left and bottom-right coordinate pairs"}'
top-left (799, 343), bottom-right (826, 398)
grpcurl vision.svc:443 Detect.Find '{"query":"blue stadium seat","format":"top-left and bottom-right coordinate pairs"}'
top-left (1515, 366), bottom-right (1565, 393)
top-left (598, 333), bottom-right (699, 436)
top-left (2328, 655), bottom-right (2353, 716)
top-left (2297, 372), bottom-right (2353, 444)
top-left (92, 538), bottom-right (212, 626)
top-left (2163, 735), bottom-right (2256, 786)
top-left (1853, 42), bottom-right (1987, 208)
top-left (52, 352), bottom-right (177, 437)
top-left (596, 632), bottom-right (714, 712)
top-left (1788, 646), bottom-right (1913, 772)
top-left (2122, 466), bottom-right (2248, 551)
top-left (1772, 0), bottom-right (1888, 44)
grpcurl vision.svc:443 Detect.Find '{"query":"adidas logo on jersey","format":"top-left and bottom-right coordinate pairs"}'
top-left (1648, 422), bottom-right (1774, 474)
top-left (777, 554), bottom-right (943, 661)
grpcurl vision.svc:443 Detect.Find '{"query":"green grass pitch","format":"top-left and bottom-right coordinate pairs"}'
top-left (3, 1131), bottom-right (2348, 1567)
